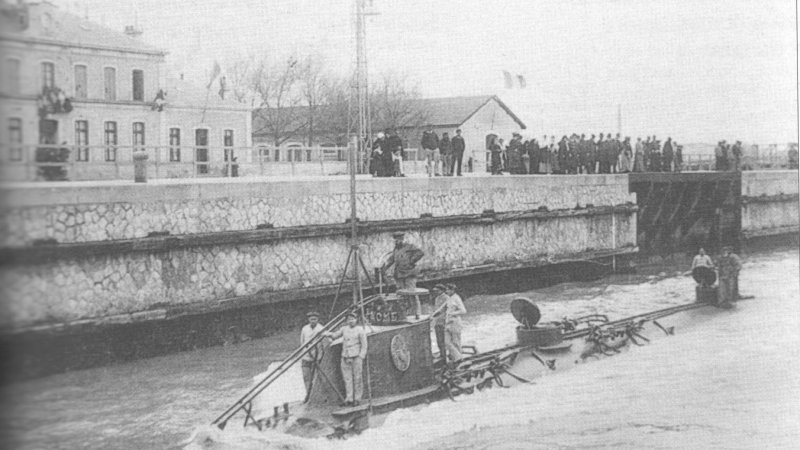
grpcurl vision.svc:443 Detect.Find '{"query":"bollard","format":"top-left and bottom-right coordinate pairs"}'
top-left (133, 150), bottom-right (149, 183)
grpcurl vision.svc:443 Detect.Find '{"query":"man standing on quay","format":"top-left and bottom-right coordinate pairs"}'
top-left (381, 232), bottom-right (425, 290)
top-left (451, 128), bottom-right (465, 176)
top-left (421, 128), bottom-right (440, 176)
top-left (325, 312), bottom-right (368, 406)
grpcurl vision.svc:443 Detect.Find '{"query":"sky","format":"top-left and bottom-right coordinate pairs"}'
top-left (54, 0), bottom-right (798, 145)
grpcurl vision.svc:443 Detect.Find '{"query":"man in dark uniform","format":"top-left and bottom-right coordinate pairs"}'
top-left (528, 137), bottom-right (540, 174)
top-left (381, 232), bottom-right (425, 290)
top-left (451, 129), bottom-right (465, 176)
top-left (663, 137), bottom-right (674, 172)
top-left (597, 133), bottom-right (609, 173)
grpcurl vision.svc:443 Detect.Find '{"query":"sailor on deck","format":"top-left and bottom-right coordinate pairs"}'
top-left (691, 248), bottom-right (714, 270)
top-left (300, 311), bottom-right (324, 394)
top-left (325, 312), bottom-right (368, 406)
top-left (432, 283), bottom-right (467, 362)
top-left (717, 246), bottom-right (743, 307)
top-left (431, 284), bottom-right (448, 361)
top-left (691, 247), bottom-right (716, 287)
top-left (381, 232), bottom-right (425, 291)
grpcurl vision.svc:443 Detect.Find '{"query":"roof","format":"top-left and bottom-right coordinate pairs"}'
top-left (252, 94), bottom-right (526, 137)
top-left (165, 77), bottom-right (251, 111)
top-left (413, 95), bottom-right (526, 129)
top-left (0, 1), bottom-right (165, 56)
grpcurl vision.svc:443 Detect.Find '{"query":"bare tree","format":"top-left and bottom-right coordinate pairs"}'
top-left (224, 58), bottom-right (255, 106)
top-left (370, 72), bottom-right (428, 144)
top-left (249, 55), bottom-right (305, 147)
top-left (297, 54), bottom-right (330, 147)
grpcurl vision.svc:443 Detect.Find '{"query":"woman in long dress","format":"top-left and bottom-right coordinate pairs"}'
top-left (490, 135), bottom-right (503, 175)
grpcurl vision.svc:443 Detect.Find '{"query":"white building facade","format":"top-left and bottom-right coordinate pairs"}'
top-left (0, 1), bottom-right (251, 181)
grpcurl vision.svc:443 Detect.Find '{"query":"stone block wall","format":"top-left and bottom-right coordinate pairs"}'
top-left (0, 175), bottom-right (633, 246)
top-left (740, 171), bottom-right (799, 237)
top-left (0, 175), bottom-right (636, 331)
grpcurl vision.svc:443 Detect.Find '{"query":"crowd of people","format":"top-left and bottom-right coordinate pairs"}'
top-left (370, 127), bottom-right (766, 178)
top-left (487, 132), bottom-right (686, 175)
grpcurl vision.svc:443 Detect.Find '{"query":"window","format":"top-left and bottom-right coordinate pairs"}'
top-left (132, 69), bottom-right (144, 101)
top-left (5, 58), bottom-right (20, 94)
top-left (133, 122), bottom-right (145, 151)
top-left (258, 147), bottom-right (270, 161)
top-left (41, 62), bottom-right (55, 89)
top-left (104, 67), bottom-right (116, 101)
top-left (8, 118), bottom-right (23, 161)
top-left (274, 149), bottom-right (280, 162)
top-left (294, 148), bottom-right (302, 162)
top-left (169, 128), bottom-right (181, 161)
top-left (75, 120), bottom-right (89, 162)
top-left (74, 65), bottom-right (87, 99)
top-left (195, 129), bottom-right (208, 174)
top-left (104, 121), bottom-right (117, 161)
top-left (223, 129), bottom-right (234, 161)
top-left (306, 149), bottom-right (312, 162)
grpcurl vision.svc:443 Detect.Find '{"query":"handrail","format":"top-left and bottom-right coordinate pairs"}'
top-left (211, 294), bottom-right (382, 429)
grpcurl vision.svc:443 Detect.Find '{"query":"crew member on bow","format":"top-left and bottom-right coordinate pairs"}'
top-left (381, 232), bottom-right (425, 291)
top-left (300, 311), bottom-right (324, 395)
top-left (325, 312), bottom-right (368, 407)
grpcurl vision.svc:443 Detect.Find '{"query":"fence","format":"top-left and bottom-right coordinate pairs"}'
top-left (0, 144), bottom-right (431, 182)
top-left (2, 144), bottom-right (792, 182)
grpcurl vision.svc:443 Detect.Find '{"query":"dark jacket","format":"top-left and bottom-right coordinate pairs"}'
top-left (451, 135), bottom-right (465, 154)
top-left (387, 134), bottom-right (403, 155)
top-left (384, 243), bottom-right (424, 279)
top-left (439, 136), bottom-right (452, 155)
top-left (421, 131), bottom-right (439, 150)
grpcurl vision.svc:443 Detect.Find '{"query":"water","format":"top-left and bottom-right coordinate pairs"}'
top-left (1, 249), bottom-right (798, 449)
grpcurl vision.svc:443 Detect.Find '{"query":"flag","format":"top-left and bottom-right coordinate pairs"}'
top-left (207, 61), bottom-right (221, 89)
top-left (218, 76), bottom-right (227, 99)
top-left (517, 75), bottom-right (527, 89)
top-left (503, 71), bottom-right (513, 89)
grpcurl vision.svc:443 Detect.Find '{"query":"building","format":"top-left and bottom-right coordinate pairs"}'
top-left (253, 95), bottom-right (527, 173)
top-left (0, 0), bottom-right (251, 181)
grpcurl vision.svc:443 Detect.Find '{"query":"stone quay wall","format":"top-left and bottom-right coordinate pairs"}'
top-left (0, 175), bottom-right (637, 332)
top-left (740, 171), bottom-right (799, 238)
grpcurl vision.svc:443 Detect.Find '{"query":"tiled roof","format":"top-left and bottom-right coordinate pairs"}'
top-left (413, 95), bottom-right (526, 129)
top-left (0, 1), bottom-right (165, 56)
top-left (252, 95), bottom-right (526, 136)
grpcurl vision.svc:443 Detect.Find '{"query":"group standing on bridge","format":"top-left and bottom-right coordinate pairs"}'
top-left (488, 132), bottom-right (685, 175)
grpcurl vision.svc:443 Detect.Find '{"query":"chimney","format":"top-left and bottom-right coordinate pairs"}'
top-left (124, 25), bottom-right (142, 39)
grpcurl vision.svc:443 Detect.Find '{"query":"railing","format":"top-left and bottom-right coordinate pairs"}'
top-left (3, 144), bottom-right (792, 182)
top-left (0, 144), bottom-right (363, 182)
top-left (478, 150), bottom-right (793, 174)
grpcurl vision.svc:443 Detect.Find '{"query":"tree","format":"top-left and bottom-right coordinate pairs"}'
top-left (224, 58), bottom-right (256, 106)
top-left (249, 55), bottom-right (305, 147)
top-left (297, 54), bottom-right (330, 147)
top-left (370, 72), bottom-right (428, 145)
